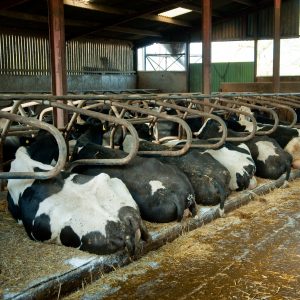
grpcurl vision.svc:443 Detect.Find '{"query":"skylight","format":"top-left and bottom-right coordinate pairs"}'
top-left (158, 7), bottom-right (192, 18)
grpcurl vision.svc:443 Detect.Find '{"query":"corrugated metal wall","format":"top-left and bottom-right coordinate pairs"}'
top-left (190, 62), bottom-right (254, 92)
top-left (212, 0), bottom-right (299, 41)
top-left (0, 34), bottom-right (134, 76)
top-left (0, 34), bottom-right (50, 75)
top-left (66, 40), bottom-right (134, 74)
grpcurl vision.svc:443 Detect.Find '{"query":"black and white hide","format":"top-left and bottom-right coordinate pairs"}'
top-left (203, 142), bottom-right (257, 191)
top-left (198, 118), bottom-right (292, 182)
top-left (72, 143), bottom-right (197, 223)
top-left (233, 108), bottom-right (300, 169)
top-left (1, 135), bottom-right (35, 172)
top-left (7, 132), bottom-right (150, 255)
top-left (137, 140), bottom-right (231, 214)
top-left (243, 135), bottom-right (292, 180)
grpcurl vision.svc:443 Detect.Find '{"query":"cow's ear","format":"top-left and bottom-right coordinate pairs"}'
top-left (102, 121), bottom-right (109, 132)
top-left (86, 117), bottom-right (102, 127)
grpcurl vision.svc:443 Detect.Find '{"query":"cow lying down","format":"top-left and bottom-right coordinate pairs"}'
top-left (7, 133), bottom-right (150, 255)
top-left (72, 143), bottom-right (197, 223)
top-left (136, 140), bottom-right (231, 215)
top-left (151, 138), bottom-right (257, 192)
top-left (199, 118), bottom-right (293, 182)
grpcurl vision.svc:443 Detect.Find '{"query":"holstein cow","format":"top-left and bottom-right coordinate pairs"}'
top-left (202, 142), bottom-right (257, 191)
top-left (137, 140), bottom-right (231, 216)
top-left (7, 132), bottom-right (150, 255)
top-left (242, 135), bottom-right (292, 181)
top-left (72, 143), bottom-right (197, 223)
top-left (1, 135), bottom-right (35, 172)
top-left (198, 118), bottom-right (293, 182)
top-left (236, 107), bottom-right (300, 169)
top-left (193, 121), bottom-right (257, 191)
top-left (70, 120), bottom-right (197, 223)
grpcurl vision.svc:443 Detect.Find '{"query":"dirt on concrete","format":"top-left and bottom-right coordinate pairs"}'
top-left (64, 178), bottom-right (300, 300)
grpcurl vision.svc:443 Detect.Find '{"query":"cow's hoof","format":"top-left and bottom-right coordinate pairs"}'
top-left (281, 180), bottom-right (289, 189)
top-left (218, 207), bottom-right (225, 218)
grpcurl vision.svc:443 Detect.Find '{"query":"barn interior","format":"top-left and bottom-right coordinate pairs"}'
top-left (1, 0), bottom-right (300, 299)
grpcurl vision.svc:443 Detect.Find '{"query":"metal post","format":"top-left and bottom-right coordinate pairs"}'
top-left (185, 41), bottom-right (190, 92)
top-left (273, 0), bottom-right (281, 93)
top-left (202, 0), bottom-right (212, 95)
top-left (254, 11), bottom-right (258, 82)
top-left (48, 0), bottom-right (68, 129)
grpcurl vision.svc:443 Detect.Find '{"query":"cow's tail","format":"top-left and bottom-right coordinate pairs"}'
top-left (282, 160), bottom-right (292, 188)
top-left (175, 193), bottom-right (197, 222)
top-left (218, 194), bottom-right (226, 217)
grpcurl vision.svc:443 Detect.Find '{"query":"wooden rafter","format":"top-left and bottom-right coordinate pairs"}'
top-left (0, 0), bottom-right (30, 10)
top-left (66, 0), bottom-right (192, 40)
top-left (0, 10), bottom-right (161, 37)
top-left (64, 0), bottom-right (192, 28)
top-left (232, 0), bottom-right (256, 7)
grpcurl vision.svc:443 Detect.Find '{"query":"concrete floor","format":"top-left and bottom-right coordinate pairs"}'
top-left (64, 178), bottom-right (300, 300)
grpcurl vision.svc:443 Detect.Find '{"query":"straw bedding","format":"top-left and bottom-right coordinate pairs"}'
top-left (0, 175), bottom-right (298, 298)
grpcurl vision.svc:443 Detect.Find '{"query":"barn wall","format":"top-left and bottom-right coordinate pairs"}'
top-left (137, 71), bottom-right (187, 92)
top-left (191, 0), bottom-right (300, 42)
top-left (190, 62), bottom-right (254, 92)
top-left (220, 81), bottom-right (300, 92)
top-left (257, 76), bottom-right (300, 82)
top-left (0, 33), bottom-right (136, 92)
top-left (0, 74), bottom-right (136, 93)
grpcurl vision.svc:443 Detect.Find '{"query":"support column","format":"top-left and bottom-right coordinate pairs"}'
top-left (185, 41), bottom-right (190, 92)
top-left (273, 0), bottom-right (281, 93)
top-left (48, 0), bottom-right (68, 129)
top-left (254, 39), bottom-right (258, 82)
top-left (253, 12), bottom-right (258, 82)
top-left (202, 0), bottom-right (212, 95)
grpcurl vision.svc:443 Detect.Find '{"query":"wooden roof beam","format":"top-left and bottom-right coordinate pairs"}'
top-left (63, 0), bottom-right (130, 15)
top-left (232, 0), bottom-right (256, 7)
top-left (0, 0), bottom-right (30, 10)
top-left (67, 0), bottom-right (192, 40)
top-left (64, 0), bottom-right (192, 28)
top-left (180, 3), bottom-right (223, 17)
top-left (0, 10), bottom-right (162, 37)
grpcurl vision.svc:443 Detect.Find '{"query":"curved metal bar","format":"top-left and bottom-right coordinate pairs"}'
top-left (66, 100), bottom-right (128, 149)
top-left (0, 98), bottom-right (140, 169)
top-left (154, 100), bottom-right (228, 149)
top-left (273, 95), bottom-right (300, 128)
top-left (188, 98), bottom-right (258, 142)
top-left (1, 100), bottom-right (40, 112)
top-left (65, 100), bottom-right (93, 133)
top-left (110, 101), bottom-right (193, 156)
top-left (0, 111), bottom-right (67, 180)
top-left (275, 95), bottom-right (300, 107)
top-left (1, 100), bottom-right (21, 139)
top-left (1, 92), bottom-right (300, 102)
top-left (213, 96), bottom-right (280, 136)
top-left (38, 107), bottom-right (53, 121)
top-left (246, 95), bottom-right (297, 128)
top-left (36, 100), bottom-right (140, 171)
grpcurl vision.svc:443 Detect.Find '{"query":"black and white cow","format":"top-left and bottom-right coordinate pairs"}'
top-left (192, 121), bottom-right (257, 190)
top-left (72, 142), bottom-right (197, 223)
top-left (233, 107), bottom-right (300, 169)
top-left (70, 119), bottom-right (197, 223)
top-left (242, 135), bottom-right (292, 180)
top-left (1, 135), bottom-right (35, 172)
top-left (198, 118), bottom-right (293, 181)
top-left (202, 142), bottom-right (257, 191)
top-left (7, 132), bottom-right (150, 255)
top-left (137, 140), bottom-right (231, 215)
